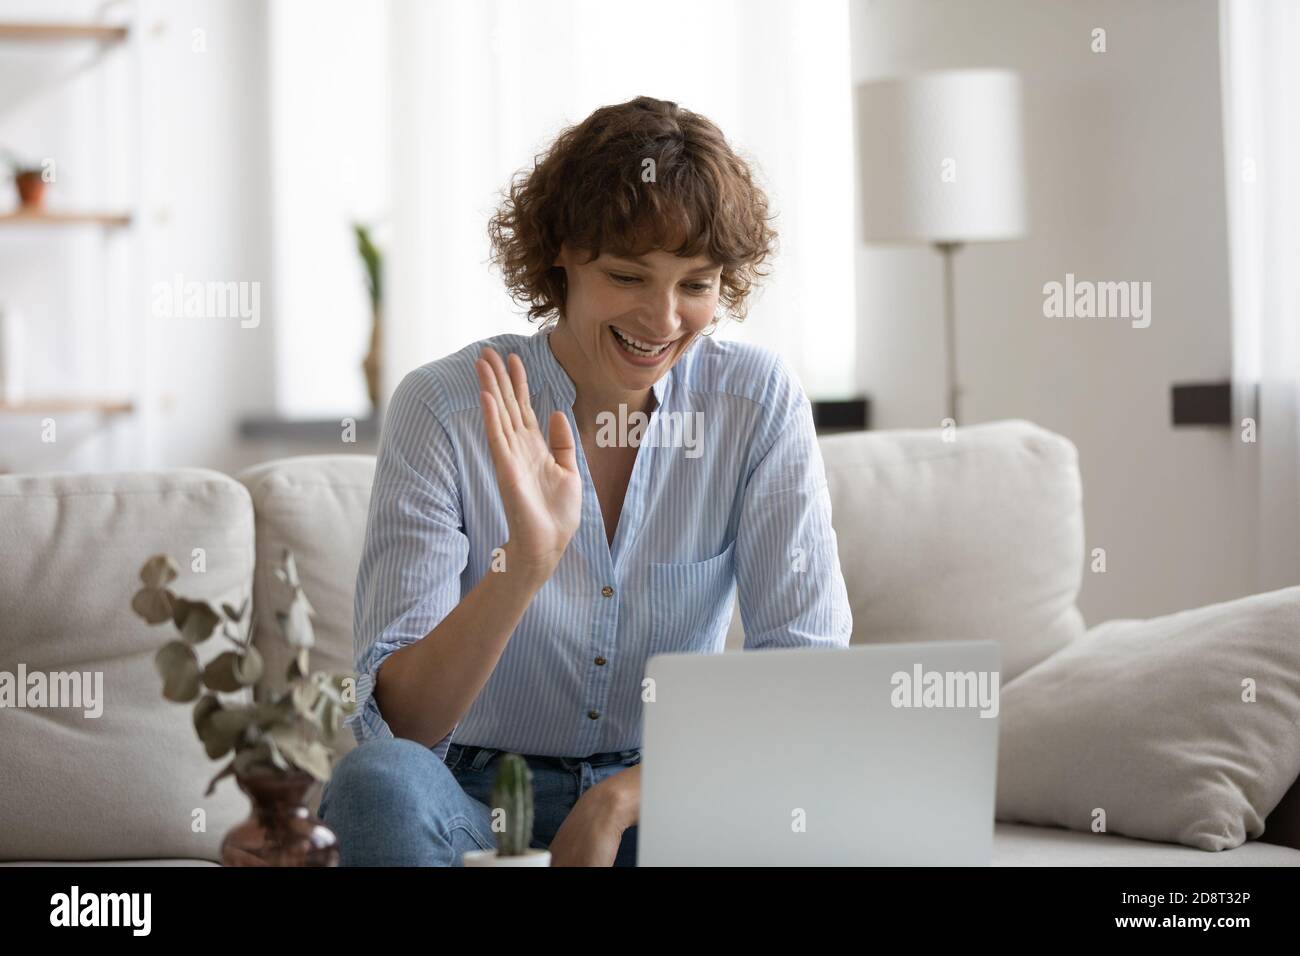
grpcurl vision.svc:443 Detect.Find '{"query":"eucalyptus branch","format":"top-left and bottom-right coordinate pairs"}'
top-left (131, 550), bottom-right (357, 792)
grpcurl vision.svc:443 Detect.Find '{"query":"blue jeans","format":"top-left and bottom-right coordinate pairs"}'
top-left (319, 738), bottom-right (641, 866)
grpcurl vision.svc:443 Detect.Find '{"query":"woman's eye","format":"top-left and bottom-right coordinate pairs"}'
top-left (607, 272), bottom-right (712, 293)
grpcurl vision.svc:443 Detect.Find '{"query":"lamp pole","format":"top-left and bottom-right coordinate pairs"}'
top-left (935, 240), bottom-right (964, 424)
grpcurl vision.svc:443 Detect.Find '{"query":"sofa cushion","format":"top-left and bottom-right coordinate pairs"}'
top-left (996, 585), bottom-right (1300, 851)
top-left (0, 469), bottom-right (254, 862)
top-left (776, 419), bottom-right (1084, 680)
top-left (236, 455), bottom-right (374, 767)
top-left (993, 823), bottom-right (1300, 866)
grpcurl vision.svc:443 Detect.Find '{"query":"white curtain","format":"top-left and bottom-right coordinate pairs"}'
top-left (1220, 0), bottom-right (1300, 591)
top-left (383, 0), bottom-right (856, 407)
top-left (269, 0), bottom-right (390, 419)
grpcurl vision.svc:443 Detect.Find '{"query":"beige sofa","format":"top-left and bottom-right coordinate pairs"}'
top-left (1, 420), bottom-right (1296, 865)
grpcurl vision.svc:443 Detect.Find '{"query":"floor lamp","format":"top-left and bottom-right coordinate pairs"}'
top-left (856, 69), bottom-right (1028, 424)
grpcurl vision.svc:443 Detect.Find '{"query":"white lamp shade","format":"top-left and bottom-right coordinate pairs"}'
top-left (856, 69), bottom-right (1028, 243)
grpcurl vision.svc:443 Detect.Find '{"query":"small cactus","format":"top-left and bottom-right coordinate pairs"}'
top-left (491, 753), bottom-right (535, 856)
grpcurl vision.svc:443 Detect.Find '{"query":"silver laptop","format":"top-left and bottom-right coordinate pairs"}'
top-left (638, 641), bottom-right (1001, 866)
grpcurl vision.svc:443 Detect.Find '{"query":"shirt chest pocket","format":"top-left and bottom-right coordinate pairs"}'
top-left (647, 541), bottom-right (737, 657)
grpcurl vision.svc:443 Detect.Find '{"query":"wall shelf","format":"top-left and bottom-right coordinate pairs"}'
top-left (0, 210), bottom-right (132, 228)
top-left (0, 17), bottom-right (140, 470)
top-left (239, 414), bottom-right (379, 443)
top-left (0, 23), bottom-right (129, 44)
top-left (0, 399), bottom-right (134, 416)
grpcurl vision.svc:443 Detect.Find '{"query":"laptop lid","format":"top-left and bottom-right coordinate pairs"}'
top-left (638, 640), bottom-right (1001, 866)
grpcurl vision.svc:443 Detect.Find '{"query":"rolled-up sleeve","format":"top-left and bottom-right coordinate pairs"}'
top-left (348, 368), bottom-right (470, 755)
top-left (734, 353), bottom-right (852, 651)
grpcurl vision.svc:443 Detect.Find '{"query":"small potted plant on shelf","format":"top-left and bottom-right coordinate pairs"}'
top-left (462, 753), bottom-right (552, 866)
top-left (131, 549), bottom-right (357, 866)
top-left (1, 149), bottom-right (48, 210)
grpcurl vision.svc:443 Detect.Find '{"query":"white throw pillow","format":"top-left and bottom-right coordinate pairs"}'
top-left (996, 586), bottom-right (1300, 851)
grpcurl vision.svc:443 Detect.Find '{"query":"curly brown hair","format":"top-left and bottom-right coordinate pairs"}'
top-left (487, 96), bottom-right (778, 326)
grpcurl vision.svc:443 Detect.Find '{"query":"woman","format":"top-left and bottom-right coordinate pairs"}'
top-left (320, 96), bottom-right (852, 866)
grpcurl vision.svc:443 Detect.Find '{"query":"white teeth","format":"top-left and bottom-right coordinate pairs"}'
top-left (612, 326), bottom-right (670, 356)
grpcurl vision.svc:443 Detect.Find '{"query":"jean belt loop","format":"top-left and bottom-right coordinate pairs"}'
top-left (470, 747), bottom-right (495, 772)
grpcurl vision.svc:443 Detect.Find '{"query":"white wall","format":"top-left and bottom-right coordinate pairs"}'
top-left (849, 0), bottom-right (1259, 624)
top-left (138, 0), bottom-right (277, 474)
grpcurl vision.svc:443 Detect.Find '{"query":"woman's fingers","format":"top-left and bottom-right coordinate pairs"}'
top-left (547, 410), bottom-right (577, 475)
top-left (507, 352), bottom-right (538, 429)
top-left (483, 347), bottom-right (525, 434)
top-left (477, 352), bottom-right (516, 447)
top-left (478, 388), bottom-right (511, 472)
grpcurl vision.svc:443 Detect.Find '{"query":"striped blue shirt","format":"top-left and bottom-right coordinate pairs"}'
top-left (349, 327), bottom-right (852, 759)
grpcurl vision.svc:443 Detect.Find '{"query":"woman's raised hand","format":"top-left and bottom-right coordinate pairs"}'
top-left (476, 346), bottom-right (582, 579)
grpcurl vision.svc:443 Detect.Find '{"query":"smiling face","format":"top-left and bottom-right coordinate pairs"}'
top-left (549, 242), bottom-right (723, 402)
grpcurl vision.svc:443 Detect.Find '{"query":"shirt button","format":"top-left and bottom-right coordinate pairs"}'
top-left (594, 656), bottom-right (607, 666)
top-left (601, 585), bottom-right (614, 598)
top-left (587, 710), bottom-right (600, 720)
